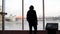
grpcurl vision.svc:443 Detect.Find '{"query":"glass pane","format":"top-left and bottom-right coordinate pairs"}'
top-left (24, 0), bottom-right (43, 30)
top-left (4, 0), bottom-right (22, 30)
top-left (45, 0), bottom-right (60, 30)
top-left (0, 0), bottom-right (2, 30)
top-left (0, 15), bottom-right (2, 30)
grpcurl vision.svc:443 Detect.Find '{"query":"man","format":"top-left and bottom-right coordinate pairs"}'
top-left (26, 5), bottom-right (38, 34)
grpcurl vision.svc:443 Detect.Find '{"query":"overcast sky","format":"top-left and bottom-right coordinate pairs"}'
top-left (0, 0), bottom-right (60, 17)
top-left (0, 0), bottom-right (2, 6)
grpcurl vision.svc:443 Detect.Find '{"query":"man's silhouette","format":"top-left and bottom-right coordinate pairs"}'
top-left (26, 5), bottom-right (38, 34)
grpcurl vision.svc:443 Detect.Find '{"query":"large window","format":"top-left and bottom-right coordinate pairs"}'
top-left (4, 0), bottom-right (22, 30)
top-left (0, 0), bottom-right (60, 30)
top-left (24, 0), bottom-right (43, 30)
top-left (0, 0), bottom-right (2, 30)
top-left (45, 0), bottom-right (60, 30)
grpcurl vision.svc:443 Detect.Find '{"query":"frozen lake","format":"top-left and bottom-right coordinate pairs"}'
top-left (0, 20), bottom-right (60, 30)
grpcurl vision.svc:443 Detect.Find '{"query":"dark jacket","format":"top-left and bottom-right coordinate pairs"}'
top-left (26, 10), bottom-right (38, 25)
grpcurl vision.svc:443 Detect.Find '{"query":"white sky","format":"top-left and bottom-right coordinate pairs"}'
top-left (45, 0), bottom-right (60, 17)
top-left (1, 0), bottom-right (60, 17)
top-left (0, 0), bottom-right (2, 12)
top-left (0, 0), bottom-right (2, 6)
top-left (4, 0), bottom-right (22, 17)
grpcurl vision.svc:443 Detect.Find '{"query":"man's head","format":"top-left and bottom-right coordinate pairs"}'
top-left (29, 5), bottom-right (34, 10)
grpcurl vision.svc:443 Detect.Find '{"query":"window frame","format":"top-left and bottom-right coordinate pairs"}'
top-left (1, 0), bottom-right (45, 31)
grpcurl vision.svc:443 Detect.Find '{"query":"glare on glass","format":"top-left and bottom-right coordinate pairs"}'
top-left (24, 0), bottom-right (43, 30)
top-left (45, 0), bottom-right (60, 30)
top-left (4, 0), bottom-right (22, 30)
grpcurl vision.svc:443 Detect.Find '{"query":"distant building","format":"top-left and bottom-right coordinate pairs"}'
top-left (5, 15), bottom-right (16, 22)
top-left (16, 16), bottom-right (22, 21)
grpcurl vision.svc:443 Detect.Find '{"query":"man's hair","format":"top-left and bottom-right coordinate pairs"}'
top-left (29, 5), bottom-right (34, 10)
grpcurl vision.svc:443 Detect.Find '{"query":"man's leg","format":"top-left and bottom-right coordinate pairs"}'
top-left (29, 25), bottom-right (32, 34)
top-left (34, 25), bottom-right (37, 34)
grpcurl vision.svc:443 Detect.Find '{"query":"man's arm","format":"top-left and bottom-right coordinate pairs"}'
top-left (34, 10), bottom-right (38, 25)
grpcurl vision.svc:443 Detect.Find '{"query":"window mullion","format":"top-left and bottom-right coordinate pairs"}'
top-left (22, 0), bottom-right (24, 30)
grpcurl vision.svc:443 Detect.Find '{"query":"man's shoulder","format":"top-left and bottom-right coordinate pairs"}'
top-left (33, 10), bottom-right (36, 13)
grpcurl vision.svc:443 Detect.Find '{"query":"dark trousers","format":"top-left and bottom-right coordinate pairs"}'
top-left (29, 25), bottom-right (37, 34)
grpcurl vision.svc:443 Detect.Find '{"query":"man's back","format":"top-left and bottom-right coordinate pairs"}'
top-left (27, 10), bottom-right (37, 21)
top-left (27, 9), bottom-right (37, 25)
